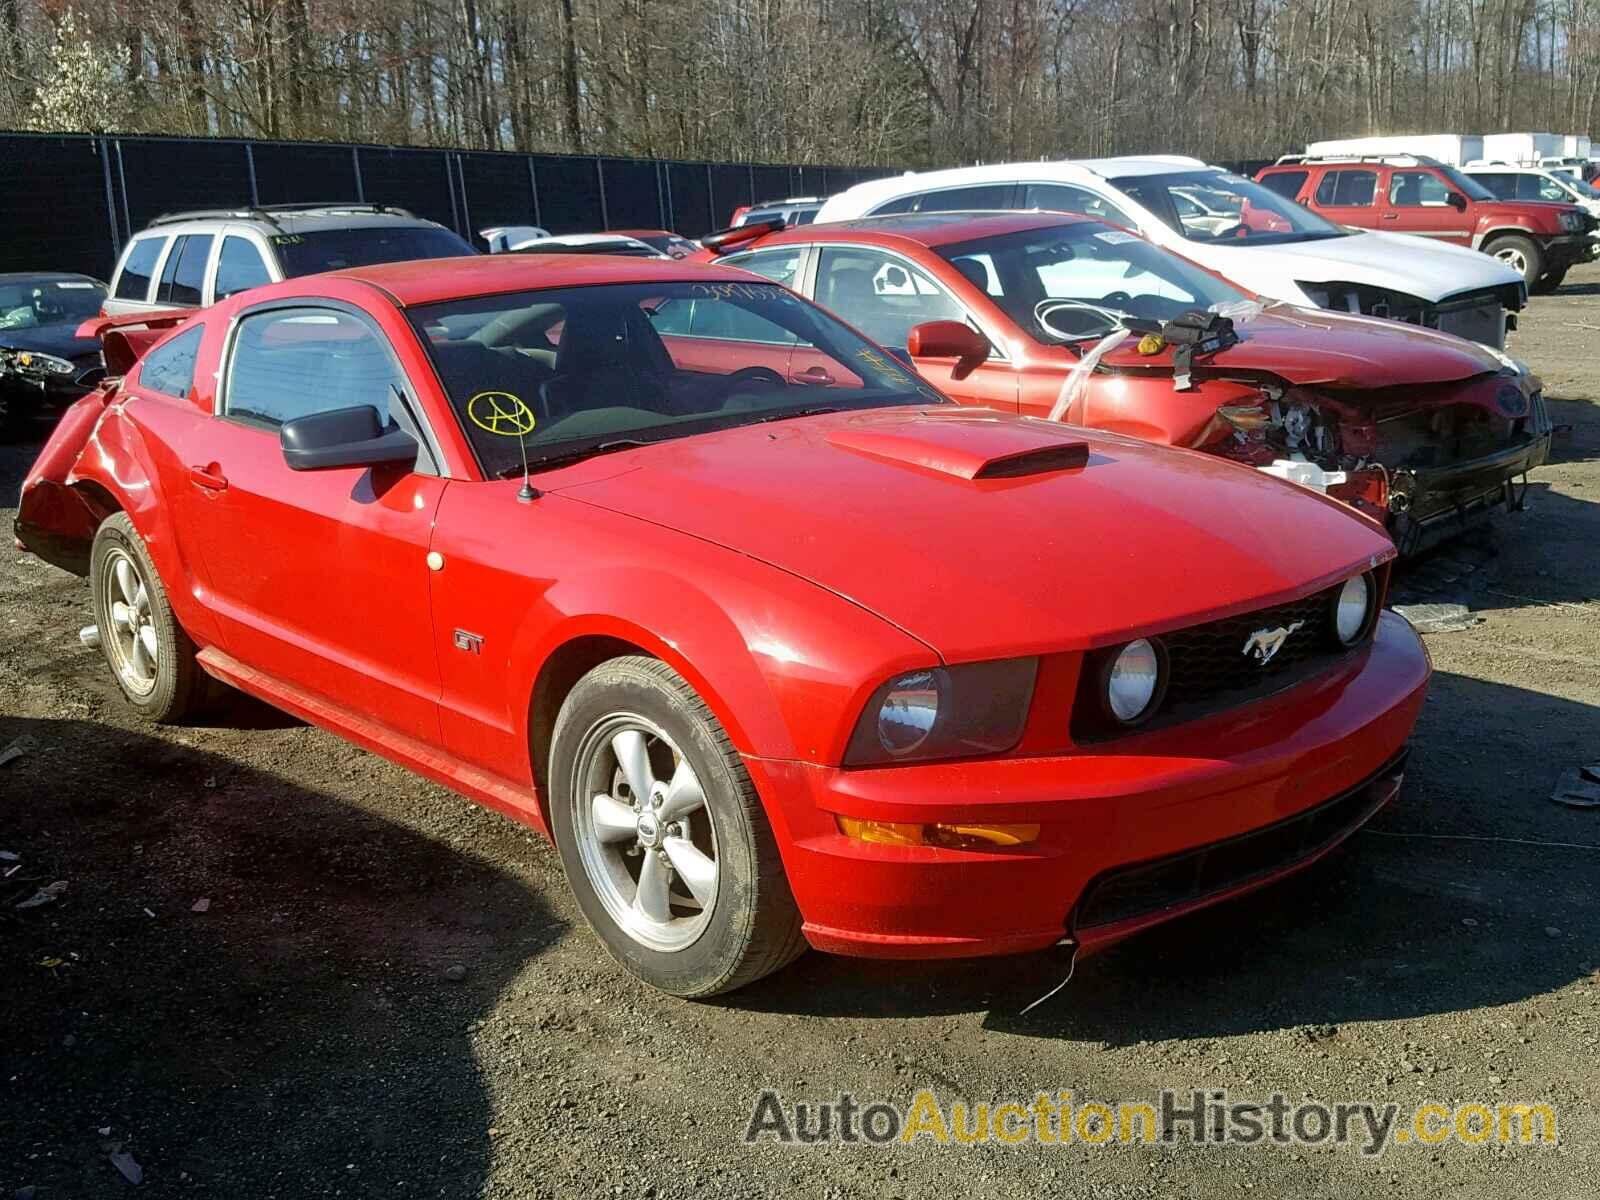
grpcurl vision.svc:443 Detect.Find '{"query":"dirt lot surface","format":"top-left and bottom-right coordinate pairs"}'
top-left (4, 267), bottom-right (1599, 1198)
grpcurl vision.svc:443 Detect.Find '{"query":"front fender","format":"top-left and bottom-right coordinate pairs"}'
top-left (512, 556), bottom-right (933, 766)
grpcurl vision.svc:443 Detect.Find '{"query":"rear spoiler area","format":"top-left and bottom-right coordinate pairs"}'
top-left (700, 217), bottom-right (785, 255)
top-left (77, 310), bottom-right (194, 376)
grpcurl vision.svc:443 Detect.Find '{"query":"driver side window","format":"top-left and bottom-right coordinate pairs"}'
top-left (225, 307), bottom-right (405, 429)
top-left (812, 247), bottom-right (967, 353)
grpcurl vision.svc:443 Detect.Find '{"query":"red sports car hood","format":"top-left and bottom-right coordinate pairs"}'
top-left (554, 407), bottom-right (1393, 661)
top-left (1097, 304), bottom-right (1502, 390)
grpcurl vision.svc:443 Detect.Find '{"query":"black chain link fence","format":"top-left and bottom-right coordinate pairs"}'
top-left (0, 131), bottom-right (892, 281)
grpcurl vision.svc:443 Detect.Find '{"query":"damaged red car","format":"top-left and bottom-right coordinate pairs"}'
top-left (16, 254), bottom-right (1428, 997)
top-left (703, 212), bottom-right (1553, 553)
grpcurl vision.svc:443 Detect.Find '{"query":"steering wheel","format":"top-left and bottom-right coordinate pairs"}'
top-left (1034, 299), bottom-right (1125, 342)
top-left (721, 366), bottom-right (785, 396)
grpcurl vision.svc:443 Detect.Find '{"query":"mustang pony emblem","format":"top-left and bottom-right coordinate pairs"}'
top-left (1242, 620), bottom-right (1305, 665)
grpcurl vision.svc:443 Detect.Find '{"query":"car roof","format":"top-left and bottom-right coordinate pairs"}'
top-left (133, 208), bottom-right (446, 237)
top-left (828, 158), bottom-right (1214, 209)
top-left (741, 211), bottom-right (1098, 256)
top-left (0, 271), bottom-right (104, 285)
top-left (1073, 155), bottom-right (1213, 177)
top-left (530, 233), bottom-right (651, 247)
top-left (323, 253), bottom-right (774, 307)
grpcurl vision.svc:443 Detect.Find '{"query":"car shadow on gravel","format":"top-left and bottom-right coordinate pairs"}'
top-left (0, 716), bottom-right (558, 1199)
top-left (733, 671), bottom-right (1600, 1047)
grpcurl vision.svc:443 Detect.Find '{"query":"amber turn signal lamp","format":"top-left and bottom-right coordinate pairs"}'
top-left (836, 816), bottom-right (1041, 850)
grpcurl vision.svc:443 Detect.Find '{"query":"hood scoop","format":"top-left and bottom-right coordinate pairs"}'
top-left (826, 414), bottom-right (1089, 480)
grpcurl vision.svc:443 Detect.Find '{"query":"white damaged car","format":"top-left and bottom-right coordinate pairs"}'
top-left (814, 156), bottom-right (1527, 348)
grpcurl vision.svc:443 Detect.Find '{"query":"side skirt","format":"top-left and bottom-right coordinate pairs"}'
top-left (196, 647), bottom-right (550, 837)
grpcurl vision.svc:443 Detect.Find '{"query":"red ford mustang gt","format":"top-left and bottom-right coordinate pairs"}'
top-left (16, 254), bottom-right (1429, 997)
top-left (701, 211), bottom-right (1552, 554)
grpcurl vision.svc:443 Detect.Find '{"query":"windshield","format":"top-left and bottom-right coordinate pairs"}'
top-left (274, 227), bottom-right (474, 276)
top-left (1109, 170), bottom-right (1346, 245)
top-left (1567, 176), bottom-right (1600, 200)
top-left (937, 223), bottom-right (1247, 343)
top-left (1432, 165), bottom-right (1496, 203)
top-left (410, 280), bottom-right (939, 477)
top-left (0, 277), bottom-right (107, 331)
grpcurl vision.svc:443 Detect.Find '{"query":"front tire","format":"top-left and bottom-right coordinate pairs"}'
top-left (548, 656), bottom-right (805, 997)
top-left (1531, 267), bottom-right (1569, 295)
top-left (1484, 233), bottom-right (1544, 288)
top-left (89, 513), bottom-right (208, 722)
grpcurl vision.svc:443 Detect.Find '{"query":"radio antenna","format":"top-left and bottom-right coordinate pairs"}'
top-left (516, 426), bottom-right (539, 502)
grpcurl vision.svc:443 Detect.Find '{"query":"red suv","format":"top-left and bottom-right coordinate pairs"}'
top-left (1257, 156), bottom-right (1594, 292)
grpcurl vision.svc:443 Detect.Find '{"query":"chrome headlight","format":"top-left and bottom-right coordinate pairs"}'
top-left (1104, 638), bottom-right (1164, 724)
top-left (1331, 573), bottom-right (1377, 646)
top-left (875, 670), bottom-right (942, 758)
top-left (1561, 211), bottom-right (1581, 231)
top-left (845, 659), bottom-right (1037, 766)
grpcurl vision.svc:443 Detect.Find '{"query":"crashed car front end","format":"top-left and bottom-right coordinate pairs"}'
top-left (1192, 365), bottom-right (1552, 555)
top-left (0, 344), bottom-right (106, 414)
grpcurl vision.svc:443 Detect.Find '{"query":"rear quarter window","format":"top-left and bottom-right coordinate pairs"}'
top-left (114, 237), bottom-right (166, 301)
top-left (136, 326), bottom-right (204, 399)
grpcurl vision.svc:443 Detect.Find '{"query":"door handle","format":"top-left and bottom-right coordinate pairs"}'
top-left (189, 463), bottom-right (228, 491)
top-left (795, 366), bottom-right (834, 385)
top-left (1380, 212), bottom-right (1398, 221)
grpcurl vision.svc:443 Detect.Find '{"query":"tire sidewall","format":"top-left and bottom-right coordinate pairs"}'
top-left (549, 662), bottom-right (762, 997)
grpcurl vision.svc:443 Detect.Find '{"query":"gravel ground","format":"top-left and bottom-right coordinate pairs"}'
top-left (4, 266), bottom-right (1600, 1198)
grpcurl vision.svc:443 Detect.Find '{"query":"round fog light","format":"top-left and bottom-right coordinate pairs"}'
top-left (1106, 638), bottom-right (1162, 724)
top-left (1334, 574), bottom-right (1374, 645)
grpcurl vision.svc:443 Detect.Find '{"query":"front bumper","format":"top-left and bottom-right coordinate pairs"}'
top-left (1538, 233), bottom-right (1587, 270)
top-left (746, 611), bottom-right (1430, 960)
top-left (1388, 397), bottom-right (1553, 555)
top-left (0, 369), bottom-right (99, 422)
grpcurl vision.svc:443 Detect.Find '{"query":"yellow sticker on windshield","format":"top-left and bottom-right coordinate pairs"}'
top-left (467, 391), bottom-right (536, 437)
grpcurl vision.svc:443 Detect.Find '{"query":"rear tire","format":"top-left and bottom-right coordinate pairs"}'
top-left (548, 656), bottom-right (805, 997)
top-left (1484, 234), bottom-right (1544, 288)
top-left (89, 513), bottom-right (209, 722)
top-left (1531, 267), bottom-right (1568, 295)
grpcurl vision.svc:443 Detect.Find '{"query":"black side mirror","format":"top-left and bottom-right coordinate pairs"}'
top-left (280, 405), bottom-right (417, 472)
top-left (1447, 191), bottom-right (1469, 211)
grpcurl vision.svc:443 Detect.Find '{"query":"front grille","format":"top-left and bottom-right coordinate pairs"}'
top-left (1162, 589), bottom-right (1336, 706)
top-left (1071, 582), bottom-right (1368, 741)
top-left (1074, 749), bottom-right (1407, 930)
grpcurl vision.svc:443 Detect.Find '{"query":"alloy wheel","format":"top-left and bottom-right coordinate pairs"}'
top-left (100, 547), bottom-right (159, 696)
top-left (1494, 246), bottom-right (1529, 275)
top-left (570, 714), bottom-right (720, 952)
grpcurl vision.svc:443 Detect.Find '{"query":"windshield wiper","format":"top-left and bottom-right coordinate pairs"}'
top-left (750, 405), bottom-right (840, 425)
top-left (502, 437), bottom-right (653, 477)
